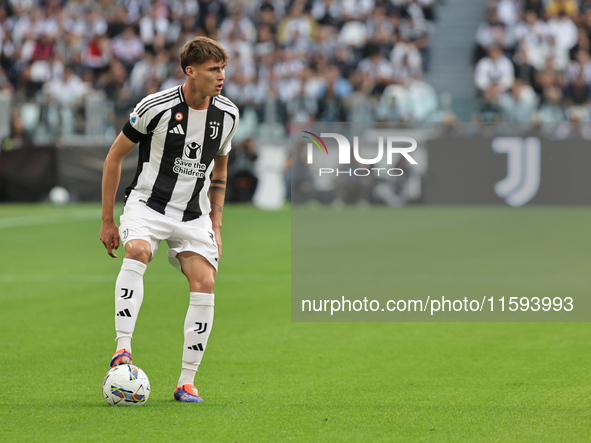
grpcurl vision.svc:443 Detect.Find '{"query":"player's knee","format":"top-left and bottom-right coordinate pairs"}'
top-left (191, 275), bottom-right (215, 293)
top-left (125, 244), bottom-right (151, 264)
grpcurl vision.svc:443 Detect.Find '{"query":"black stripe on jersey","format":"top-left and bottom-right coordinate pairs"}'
top-left (136, 89), bottom-right (180, 117)
top-left (124, 109), bottom-right (167, 202)
top-left (146, 102), bottom-right (189, 214)
top-left (182, 105), bottom-right (226, 221)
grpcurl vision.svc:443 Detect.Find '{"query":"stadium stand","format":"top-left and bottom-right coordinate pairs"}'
top-left (472, 0), bottom-right (591, 123)
top-left (0, 0), bottom-right (444, 144)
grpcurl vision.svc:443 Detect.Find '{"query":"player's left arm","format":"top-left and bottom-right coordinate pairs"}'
top-left (209, 153), bottom-right (229, 258)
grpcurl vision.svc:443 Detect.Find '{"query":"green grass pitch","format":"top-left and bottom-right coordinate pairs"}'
top-left (0, 203), bottom-right (589, 442)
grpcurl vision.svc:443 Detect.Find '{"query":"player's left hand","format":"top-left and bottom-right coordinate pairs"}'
top-left (100, 220), bottom-right (120, 258)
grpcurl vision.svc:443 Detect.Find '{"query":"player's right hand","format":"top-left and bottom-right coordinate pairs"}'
top-left (99, 220), bottom-right (120, 258)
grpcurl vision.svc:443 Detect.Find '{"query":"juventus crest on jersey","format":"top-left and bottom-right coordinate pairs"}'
top-left (122, 85), bottom-right (239, 222)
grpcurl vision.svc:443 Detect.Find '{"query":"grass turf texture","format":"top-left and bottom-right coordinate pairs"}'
top-left (0, 203), bottom-right (589, 442)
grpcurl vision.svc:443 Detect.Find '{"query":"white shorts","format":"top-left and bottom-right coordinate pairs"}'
top-left (119, 197), bottom-right (219, 273)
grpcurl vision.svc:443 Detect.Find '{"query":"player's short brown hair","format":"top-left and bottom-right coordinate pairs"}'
top-left (180, 37), bottom-right (229, 74)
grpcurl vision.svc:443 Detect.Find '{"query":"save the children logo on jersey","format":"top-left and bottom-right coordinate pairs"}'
top-left (184, 141), bottom-right (202, 160)
top-left (173, 141), bottom-right (206, 178)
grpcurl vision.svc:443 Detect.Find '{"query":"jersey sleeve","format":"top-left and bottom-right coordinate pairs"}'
top-left (217, 111), bottom-right (240, 156)
top-left (122, 103), bottom-right (151, 143)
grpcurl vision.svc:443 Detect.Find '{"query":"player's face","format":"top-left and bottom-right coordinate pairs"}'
top-left (188, 60), bottom-right (226, 97)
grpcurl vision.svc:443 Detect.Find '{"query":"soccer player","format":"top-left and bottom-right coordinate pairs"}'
top-left (99, 36), bottom-right (239, 403)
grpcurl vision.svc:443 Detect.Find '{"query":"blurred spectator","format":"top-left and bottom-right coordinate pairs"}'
top-left (227, 136), bottom-right (258, 203)
top-left (2, 110), bottom-right (33, 151)
top-left (399, 6), bottom-right (431, 71)
top-left (311, 0), bottom-right (342, 28)
top-left (315, 80), bottom-right (348, 122)
top-left (404, 77), bottom-right (438, 121)
top-left (290, 143), bottom-right (313, 204)
top-left (219, 3), bottom-right (256, 43)
top-left (84, 34), bottom-right (112, 72)
top-left (512, 47), bottom-right (536, 86)
top-left (357, 45), bottom-right (395, 95)
top-left (499, 79), bottom-right (538, 122)
top-left (198, 0), bottom-right (228, 29)
top-left (139, 4), bottom-right (170, 53)
top-left (566, 49), bottom-right (591, 86)
top-left (110, 26), bottom-right (144, 72)
top-left (545, 0), bottom-right (579, 18)
top-left (44, 66), bottom-right (90, 134)
top-left (129, 51), bottom-right (168, 95)
top-left (473, 84), bottom-right (503, 123)
top-left (160, 62), bottom-right (185, 90)
top-left (341, 0), bottom-right (375, 22)
top-left (514, 9), bottom-right (548, 53)
top-left (0, 65), bottom-right (13, 94)
top-left (474, 45), bottom-right (515, 94)
top-left (533, 55), bottom-right (566, 96)
top-left (569, 26), bottom-right (591, 60)
top-left (546, 11), bottom-right (578, 55)
top-left (366, 5), bottom-right (396, 52)
top-left (523, 0), bottom-right (544, 17)
top-left (277, 0), bottom-right (316, 47)
top-left (474, 7), bottom-right (514, 63)
top-left (391, 44), bottom-right (423, 82)
top-left (496, 0), bottom-right (519, 26)
top-left (536, 86), bottom-right (567, 122)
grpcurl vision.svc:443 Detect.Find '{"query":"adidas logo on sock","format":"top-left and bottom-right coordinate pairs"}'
top-left (187, 343), bottom-right (204, 351)
top-left (169, 124), bottom-right (184, 135)
top-left (116, 309), bottom-right (132, 317)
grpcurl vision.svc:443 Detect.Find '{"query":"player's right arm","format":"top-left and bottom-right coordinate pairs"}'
top-left (99, 132), bottom-right (137, 258)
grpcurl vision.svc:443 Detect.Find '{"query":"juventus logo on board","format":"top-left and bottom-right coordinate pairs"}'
top-left (193, 322), bottom-right (208, 334)
top-left (209, 121), bottom-right (220, 139)
top-left (493, 137), bottom-right (541, 207)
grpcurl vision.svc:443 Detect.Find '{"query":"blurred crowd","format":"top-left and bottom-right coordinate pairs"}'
top-left (0, 0), bottom-right (440, 142)
top-left (473, 0), bottom-right (591, 124)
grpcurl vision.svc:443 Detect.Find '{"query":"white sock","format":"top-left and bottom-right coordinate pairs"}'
top-left (177, 368), bottom-right (197, 388)
top-left (114, 258), bottom-right (147, 353)
top-left (117, 336), bottom-right (132, 352)
top-left (179, 292), bottom-right (214, 387)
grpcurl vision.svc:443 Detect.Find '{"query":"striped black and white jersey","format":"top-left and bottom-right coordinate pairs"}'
top-left (122, 85), bottom-right (239, 222)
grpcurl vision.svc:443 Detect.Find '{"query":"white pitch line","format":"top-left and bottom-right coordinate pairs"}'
top-left (0, 209), bottom-right (102, 229)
